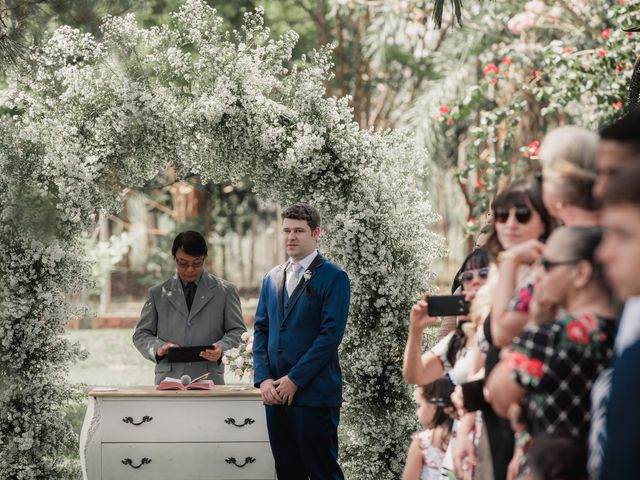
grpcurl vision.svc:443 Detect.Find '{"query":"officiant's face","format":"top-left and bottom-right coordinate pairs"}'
top-left (175, 249), bottom-right (205, 283)
top-left (283, 218), bottom-right (320, 261)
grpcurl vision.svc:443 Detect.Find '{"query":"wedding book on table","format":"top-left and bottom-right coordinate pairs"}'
top-left (156, 373), bottom-right (214, 391)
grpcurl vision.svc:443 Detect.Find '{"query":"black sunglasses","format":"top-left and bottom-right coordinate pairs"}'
top-left (458, 267), bottom-right (489, 283)
top-left (493, 206), bottom-right (533, 224)
top-left (538, 257), bottom-right (580, 272)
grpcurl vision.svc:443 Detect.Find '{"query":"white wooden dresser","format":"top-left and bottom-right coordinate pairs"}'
top-left (80, 386), bottom-right (275, 480)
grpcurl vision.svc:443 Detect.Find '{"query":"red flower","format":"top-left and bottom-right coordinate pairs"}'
top-left (446, 118), bottom-right (455, 126)
top-left (564, 47), bottom-right (573, 54)
top-left (526, 139), bottom-right (541, 157)
top-left (616, 62), bottom-right (626, 72)
top-left (490, 78), bottom-right (497, 85)
top-left (515, 287), bottom-right (533, 313)
top-left (483, 64), bottom-right (499, 75)
top-left (601, 28), bottom-right (612, 40)
top-left (468, 216), bottom-right (478, 225)
top-left (613, 101), bottom-right (623, 110)
top-left (628, 32), bottom-right (634, 37)
top-left (535, 69), bottom-right (541, 78)
top-left (597, 49), bottom-right (606, 58)
top-left (501, 57), bottom-right (512, 65)
top-left (567, 320), bottom-right (590, 344)
top-left (475, 178), bottom-right (486, 190)
top-left (578, 312), bottom-right (599, 331)
top-left (439, 105), bottom-right (450, 114)
top-left (507, 351), bottom-right (530, 369)
top-left (526, 359), bottom-right (545, 379)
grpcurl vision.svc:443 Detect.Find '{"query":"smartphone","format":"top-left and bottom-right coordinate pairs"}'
top-left (461, 379), bottom-right (487, 412)
top-left (427, 294), bottom-right (470, 317)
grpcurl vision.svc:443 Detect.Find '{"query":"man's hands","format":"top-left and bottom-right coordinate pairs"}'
top-left (260, 379), bottom-right (283, 405)
top-left (200, 343), bottom-right (222, 362)
top-left (409, 294), bottom-right (439, 334)
top-left (274, 376), bottom-right (299, 406)
top-left (157, 342), bottom-right (178, 357)
top-left (259, 376), bottom-right (299, 406)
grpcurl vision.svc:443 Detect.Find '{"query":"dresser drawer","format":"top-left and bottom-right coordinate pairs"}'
top-left (101, 400), bottom-right (267, 443)
top-left (101, 442), bottom-right (274, 480)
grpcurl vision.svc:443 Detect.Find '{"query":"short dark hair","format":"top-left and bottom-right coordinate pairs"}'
top-left (599, 108), bottom-right (640, 155)
top-left (172, 231), bottom-right (208, 257)
top-left (604, 163), bottom-right (640, 208)
top-left (527, 433), bottom-right (588, 480)
top-left (282, 203), bottom-right (321, 231)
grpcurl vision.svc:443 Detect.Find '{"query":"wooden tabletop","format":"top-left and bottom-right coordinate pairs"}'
top-left (88, 385), bottom-right (261, 398)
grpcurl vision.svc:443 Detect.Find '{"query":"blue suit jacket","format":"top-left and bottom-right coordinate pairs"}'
top-left (253, 254), bottom-right (350, 407)
top-left (599, 340), bottom-right (640, 479)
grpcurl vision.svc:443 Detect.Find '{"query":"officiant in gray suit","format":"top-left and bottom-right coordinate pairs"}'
top-left (133, 231), bottom-right (246, 384)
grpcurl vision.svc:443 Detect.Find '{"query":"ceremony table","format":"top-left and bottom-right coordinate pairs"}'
top-left (80, 385), bottom-right (275, 480)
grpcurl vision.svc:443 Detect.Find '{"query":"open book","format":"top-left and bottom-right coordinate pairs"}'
top-left (156, 376), bottom-right (214, 391)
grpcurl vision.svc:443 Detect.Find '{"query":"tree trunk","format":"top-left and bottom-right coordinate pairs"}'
top-left (98, 211), bottom-right (111, 317)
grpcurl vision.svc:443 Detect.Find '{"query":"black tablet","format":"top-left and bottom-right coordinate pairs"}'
top-left (167, 345), bottom-right (213, 363)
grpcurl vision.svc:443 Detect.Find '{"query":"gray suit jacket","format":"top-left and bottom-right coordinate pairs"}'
top-left (133, 271), bottom-right (246, 385)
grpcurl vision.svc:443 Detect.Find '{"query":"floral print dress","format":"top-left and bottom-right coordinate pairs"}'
top-left (504, 312), bottom-right (616, 478)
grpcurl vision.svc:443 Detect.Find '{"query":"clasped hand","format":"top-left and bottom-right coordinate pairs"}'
top-left (260, 376), bottom-right (299, 406)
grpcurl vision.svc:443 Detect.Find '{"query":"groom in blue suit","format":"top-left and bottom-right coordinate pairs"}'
top-left (253, 203), bottom-right (350, 480)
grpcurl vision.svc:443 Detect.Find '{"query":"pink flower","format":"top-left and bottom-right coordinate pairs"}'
top-left (501, 57), bottom-right (512, 65)
top-left (446, 118), bottom-right (455, 126)
top-left (525, 0), bottom-right (546, 14)
top-left (246, 342), bottom-right (253, 353)
top-left (439, 105), bottom-right (450, 114)
top-left (601, 28), bottom-right (612, 39)
top-left (241, 331), bottom-right (250, 341)
top-left (508, 12), bottom-right (534, 35)
top-left (597, 49), bottom-right (606, 58)
top-left (535, 69), bottom-right (541, 78)
top-left (564, 47), bottom-right (573, 54)
top-left (490, 78), bottom-right (497, 85)
top-left (613, 101), bottom-right (623, 110)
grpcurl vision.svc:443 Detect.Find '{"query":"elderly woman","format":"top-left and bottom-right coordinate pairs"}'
top-left (486, 226), bottom-right (616, 479)
top-left (538, 125), bottom-right (600, 227)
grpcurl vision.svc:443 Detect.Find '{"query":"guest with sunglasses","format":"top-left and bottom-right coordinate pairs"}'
top-left (404, 249), bottom-right (489, 479)
top-left (466, 177), bottom-right (555, 480)
top-left (486, 226), bottom-right (616, 479)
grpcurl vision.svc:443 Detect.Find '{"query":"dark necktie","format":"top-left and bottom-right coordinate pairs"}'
top-left (184, 282), bottom-right (196, 312)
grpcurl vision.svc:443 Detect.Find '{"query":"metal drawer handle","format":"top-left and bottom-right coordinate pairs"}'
top-left (122, 415), bottom-right (153, 426)
top-left (122, 458), bottom-right (152, 469)
top-left (224, 417), bottom-right (255, 427)
top-left (226, 456), bottom-right (255, 468)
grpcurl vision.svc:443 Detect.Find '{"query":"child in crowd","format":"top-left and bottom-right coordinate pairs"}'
top-left (402, 378), bottom-right (455, 480)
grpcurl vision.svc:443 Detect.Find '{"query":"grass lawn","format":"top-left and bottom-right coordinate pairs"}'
top-left (66, 328), bottom-right (245, 386)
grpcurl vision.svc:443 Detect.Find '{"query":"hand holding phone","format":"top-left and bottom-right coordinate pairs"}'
top-left (409, 294), bottom-right (440, 333)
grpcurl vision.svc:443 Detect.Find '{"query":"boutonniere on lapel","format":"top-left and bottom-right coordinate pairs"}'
top-left (303, 270), bottom-right (312, 282)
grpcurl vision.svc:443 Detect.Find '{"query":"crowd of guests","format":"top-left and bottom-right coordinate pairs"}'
top-left (401, 108), bottom-right (640, 480)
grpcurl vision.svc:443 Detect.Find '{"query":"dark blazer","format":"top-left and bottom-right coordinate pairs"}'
top-left (599, 340), bottom-right (640, 479)
top-left (253, 254), bottom-right (350, 407)
top-left (133, 271), bottom-right (246, 384)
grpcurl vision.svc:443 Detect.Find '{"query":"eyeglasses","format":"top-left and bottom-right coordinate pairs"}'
top-left (493, 206), bottom-right (533, 224)
top-left (426, 397), bottom-right (452, 408)
top-left (458, 267), bottom-right (489, 283)
top-left (538, 257), bottom-right (580, 272)
top-left (175, 257), bottom-right (205, 270)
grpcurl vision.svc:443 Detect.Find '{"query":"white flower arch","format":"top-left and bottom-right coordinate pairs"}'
top-left (0, 2), bottom-right (441, 478)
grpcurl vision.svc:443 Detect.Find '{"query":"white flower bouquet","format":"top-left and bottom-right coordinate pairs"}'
top-left (222, 331), bottom-right (254, 380)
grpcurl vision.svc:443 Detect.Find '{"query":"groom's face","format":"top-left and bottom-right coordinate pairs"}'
top-left (283, 218), bottom-right (320, 261)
